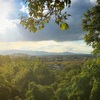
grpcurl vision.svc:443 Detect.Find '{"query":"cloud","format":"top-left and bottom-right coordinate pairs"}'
top-left (0, 40), bottom-right (92, 54)
top-left (0, 0), bottom-right (25, 42)
top-left (0, 0), bottom-right (95, 42)
top-left (0, 0), bottom-right (15, 32)
top-left (0, 0), bottom-right (94, 53)
top-left (90, 0), bottom-right (96, 3)
top-left (20, 2), bottom-right (29, 14)
top-left (0, 0), bottom-right (14, 18)
top-left (14, 0), bottom-right (94, 42)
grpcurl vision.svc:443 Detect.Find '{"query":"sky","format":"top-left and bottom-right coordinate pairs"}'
top-left (0, 0), bottom-right (96, 54)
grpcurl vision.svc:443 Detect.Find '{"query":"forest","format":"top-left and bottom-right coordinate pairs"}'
top-left (0, 0), bottom-right (100, 100)
top-left (0, 55), bottom-right (100, 100)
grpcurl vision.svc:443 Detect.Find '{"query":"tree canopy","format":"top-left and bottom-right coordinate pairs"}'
top-left (20, 0), bottom-right (71, 32)
top-left (0, 54), bottom-right (100, 100)
top-left (82, 0), bottom-right (100, 55)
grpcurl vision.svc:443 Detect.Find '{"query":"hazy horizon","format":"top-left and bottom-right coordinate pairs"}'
top-left (0, 0), bottom-right (96, 54)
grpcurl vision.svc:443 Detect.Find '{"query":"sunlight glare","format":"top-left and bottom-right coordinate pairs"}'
top-left (0, 0), bottom-right (15, 33)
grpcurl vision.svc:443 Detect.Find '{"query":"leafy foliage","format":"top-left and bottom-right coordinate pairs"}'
top-left (20, 0), bottom-right (71, 32)
top-left (82, 0), bottom-right (100, 55)
top-left (0, 55), bottom-right (100, 100)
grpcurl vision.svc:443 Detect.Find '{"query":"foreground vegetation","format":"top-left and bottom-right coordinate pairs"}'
top-left (0, 55), bottom-right (100, 100)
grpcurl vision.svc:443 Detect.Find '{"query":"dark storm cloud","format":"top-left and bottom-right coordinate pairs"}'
top-left (2, 0), bottom-right (94, 42)
top-left (16, 22), bottom-right (84, 42)
top-left (16, 0), bottom-right (94, 42)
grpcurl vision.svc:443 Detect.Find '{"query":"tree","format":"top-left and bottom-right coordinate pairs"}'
top-left (82, 0), bottom-right (100, 55)
top-left (25, 82), bottom-right (54, 100)
top-left (20, 0), bottom-right (71, 32)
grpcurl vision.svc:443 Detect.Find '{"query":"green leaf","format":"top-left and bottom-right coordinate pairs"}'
top-left (33, 27), bottom-right (37, 33)
top-left (21, 0), bottom-right (71, 32)
top-left (29, 12), bottom-right (32, 16)
top-left (55, 21), bottom-right (59, 25)
top-left (20, 20), bottom-right (26, 26)
top-left (38, 6), bottom-right (40, 10)
top-left (68, 0), bottom-right (71, 4)
top-left (43, 20), bottom-right (48, 24)
top-left (39, 26), bottom-right (43, 30)
top-left (60, 22), bottom-right (69, 30)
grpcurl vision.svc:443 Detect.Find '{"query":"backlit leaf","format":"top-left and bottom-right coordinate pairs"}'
top-left (60, 22), bottom-right (69, 30)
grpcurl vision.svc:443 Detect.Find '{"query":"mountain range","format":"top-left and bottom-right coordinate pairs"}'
top-left (0, 50), bottom-right (75, 56)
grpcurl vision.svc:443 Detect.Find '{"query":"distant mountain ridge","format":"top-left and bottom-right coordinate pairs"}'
top-left (0, 50), bottom-right (75, 56)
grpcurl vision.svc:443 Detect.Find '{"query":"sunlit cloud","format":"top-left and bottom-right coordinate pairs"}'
top-left (90, 0), bottom-right (96, 3)
top-left (0, 0), bottom-right (25, 42)
top-left (0, 0), bottom-right (14, 18)
top-left (0, 40), bottom-right (93, 54)
top-left (0, 0), bottom-right (94, 54)
top-left (0, 0), bottom-right (16, 33)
